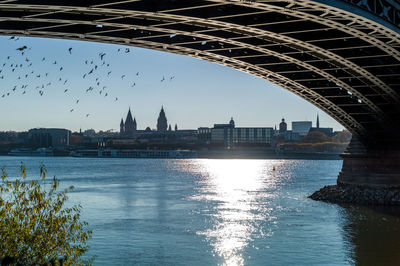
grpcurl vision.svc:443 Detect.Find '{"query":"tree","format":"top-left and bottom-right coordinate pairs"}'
top-left (332, 130), bottom-right (352, 143)
top-left (0, 163), bottom-right (92, 265)
top-left (301, 131), bottom-right (330, 143)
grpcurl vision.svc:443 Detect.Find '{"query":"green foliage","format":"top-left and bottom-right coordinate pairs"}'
top-left (0, 163), bottom-right (93, 265)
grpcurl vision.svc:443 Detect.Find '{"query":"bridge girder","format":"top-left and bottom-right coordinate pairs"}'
top-left (0, 0), bottom-right (399, 147)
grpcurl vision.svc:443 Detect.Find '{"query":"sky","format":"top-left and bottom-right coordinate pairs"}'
top-left (0, 36), bottom-right (344, 132)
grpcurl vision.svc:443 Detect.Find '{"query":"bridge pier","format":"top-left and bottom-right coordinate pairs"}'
top-left (310, 137), bottom-right (400, 205)
top-left (338, 138), bottom-right (400, 188)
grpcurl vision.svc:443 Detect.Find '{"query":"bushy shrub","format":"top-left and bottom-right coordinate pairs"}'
top-left (0, 163), bottom-right (92, 265)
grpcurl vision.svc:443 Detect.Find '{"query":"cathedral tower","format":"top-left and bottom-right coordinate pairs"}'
top-left (157, 106), bottom-right (168, 131)
top-left (124, 107), bottom-right (137, 136)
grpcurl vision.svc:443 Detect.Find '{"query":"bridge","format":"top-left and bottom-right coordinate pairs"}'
top-left (0, 0), bottom-right (399, 191)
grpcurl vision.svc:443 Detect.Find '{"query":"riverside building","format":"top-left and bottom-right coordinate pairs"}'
top-left (201, 118), bottom-right (273, 149)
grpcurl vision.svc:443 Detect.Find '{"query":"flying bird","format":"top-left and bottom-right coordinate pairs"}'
top-left (121, 75), bottom-right (125, 79)
top-left (68, 47), bottom-right (72, 54)
top-left (16, 46), bottom-right (27, 51)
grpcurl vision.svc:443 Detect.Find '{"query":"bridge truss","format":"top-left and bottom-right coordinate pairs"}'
top-left (0, 0), bottom-right (399, 147)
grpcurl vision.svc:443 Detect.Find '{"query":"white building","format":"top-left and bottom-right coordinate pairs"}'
top-left (292, 121), bottom-right (312, 136)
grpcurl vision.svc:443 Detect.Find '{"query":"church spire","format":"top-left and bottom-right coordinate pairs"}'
top-left (316, 113), bottom-right (320, 128)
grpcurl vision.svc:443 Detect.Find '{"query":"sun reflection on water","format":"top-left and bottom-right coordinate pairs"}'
top-left (190, 159), bottom-right (280, 266)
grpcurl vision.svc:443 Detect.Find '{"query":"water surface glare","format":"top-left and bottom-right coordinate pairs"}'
top-left (1, 157), bottom-right (400, 265)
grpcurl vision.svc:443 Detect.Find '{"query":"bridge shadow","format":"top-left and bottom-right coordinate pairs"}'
top-left (339, 205), bottom-right (400, 265)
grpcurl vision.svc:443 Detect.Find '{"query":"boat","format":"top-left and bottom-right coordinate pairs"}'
top-left (70, 149), bottom-right (197, 159)
top-left (8, 148), bottom-right (54, 157)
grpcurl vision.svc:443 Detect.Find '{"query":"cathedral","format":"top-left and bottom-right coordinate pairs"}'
top-left (120, 107), bottom-right (137, 136)
top-left (119, 106), bottom-right (171, 136)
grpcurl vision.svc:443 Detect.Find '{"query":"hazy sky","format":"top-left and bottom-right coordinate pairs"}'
top-left (0, 36), bottom-right (344, 132)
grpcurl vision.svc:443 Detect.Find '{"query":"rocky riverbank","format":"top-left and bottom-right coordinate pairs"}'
top-left (309, 185), bottom-right (400, 205)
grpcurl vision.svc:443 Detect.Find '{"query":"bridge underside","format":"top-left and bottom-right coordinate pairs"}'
top-left (0, 0), bottom-right (400, 191)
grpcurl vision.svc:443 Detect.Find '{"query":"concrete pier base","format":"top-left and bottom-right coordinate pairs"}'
top-left (310, 138), bottom-right (400, 205)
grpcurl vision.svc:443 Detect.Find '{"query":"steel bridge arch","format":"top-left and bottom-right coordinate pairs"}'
top-left (0, 0), bottom-right (399, 147)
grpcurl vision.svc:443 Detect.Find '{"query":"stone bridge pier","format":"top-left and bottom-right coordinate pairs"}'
top-left (338, 138), bottom-right (400, 188)
top-left (311, 137), bottom-right (400, 204)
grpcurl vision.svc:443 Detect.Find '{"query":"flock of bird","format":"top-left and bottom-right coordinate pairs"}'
top-left (0, 36), bottom-right (176, 118)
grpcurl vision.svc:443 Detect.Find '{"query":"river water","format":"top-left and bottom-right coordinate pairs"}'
top-left (1, 157), bottom-right (400, 265)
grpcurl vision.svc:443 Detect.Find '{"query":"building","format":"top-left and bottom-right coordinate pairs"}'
top-left (157, 106), bottom-right (168, 131)
top-left (292, 121), bottom-right (312, 136)
top-left (211, 118), bottom-right (235, 148)
top-left (309, 114), bottom-right (334, 136)
top-left (207, 118), bottom-right (273, 149)
top-left (279, 118), bottom-right (287, 133)
top-left (28, 128), bottom-right (71, 148)
top-left (120, 108), bottom-right (137, 136)
top-left (198, 127), bottom-right (212, 143)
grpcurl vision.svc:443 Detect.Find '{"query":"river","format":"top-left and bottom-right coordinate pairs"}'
top-left (1, 157), bottom-right (399, 265)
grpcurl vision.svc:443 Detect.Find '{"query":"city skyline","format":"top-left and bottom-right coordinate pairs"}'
top-left (0, 36), bottom-right (344, 132)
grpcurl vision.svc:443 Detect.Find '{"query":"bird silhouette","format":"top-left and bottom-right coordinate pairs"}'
top-left (70, 109), bottom-right (74, 112)
top-left (16, 46), bottom-right (27, 51)
top-left (86, 114), bottom-right (90, 117)
top-left (125, 48), bottom-right (130, 53)
top-left (76, 100), bottom-right (79, 104)
top-left (68, 47), bottom-right (72, 54)
top-left (161, 76), bottom-right (165, 82)
top-left (121, 75), bottom-right (125, 79)
top-left (64, 89), bottom-right (68, 93)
